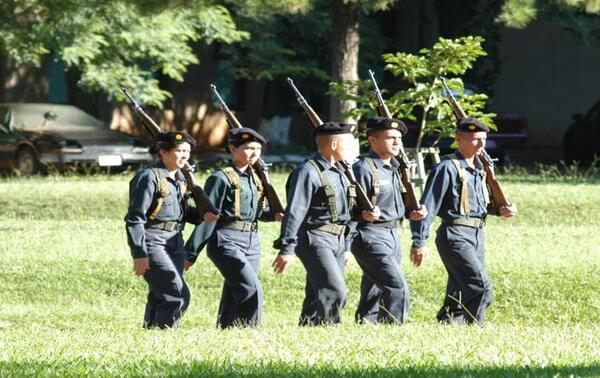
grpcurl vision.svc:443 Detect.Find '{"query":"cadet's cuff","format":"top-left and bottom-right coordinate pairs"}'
top-left (411, 239), bottom-right (426, 248)
top-left (273, 238), bottom-right (296, 256)
top-left (186, 251), bottom-right (199, 263)
top-left (131, 249), bottom-right (147, 259)
top-left (278, 249), bottom-right (295, 256)
top-left (487, 205), bottom-right (500, 216)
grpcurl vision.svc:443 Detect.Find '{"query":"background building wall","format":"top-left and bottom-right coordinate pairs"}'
top-left (492, 21), bottom-right (600, 148)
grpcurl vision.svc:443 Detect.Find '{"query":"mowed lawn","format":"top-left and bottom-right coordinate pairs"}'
top-left (0, 171), bottom-right (598, 377)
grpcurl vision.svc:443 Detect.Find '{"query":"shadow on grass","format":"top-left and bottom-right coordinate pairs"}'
top-left (1, 361), bottom-right (598, 377)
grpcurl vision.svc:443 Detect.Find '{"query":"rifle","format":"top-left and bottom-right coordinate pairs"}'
top-left (339, 160), bottom-right (376, 212)
top-left (286, 78), bottom-right (374, 212)
top-left (439, 77), bottom-right (467, 119)
top-left (210, 84), bottom-right (285, 214)
top-left (286, 78), bottom-right (323, 127)
top-left (439, 77), bottom-right (512, 209)
top-left (120, 86), bottom-right (219, 216)
top-left (368, 70), bottom-right (421, 213)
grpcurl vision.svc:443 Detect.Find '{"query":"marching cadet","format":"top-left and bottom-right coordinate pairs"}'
top-left (272, 122), bottom-right (361, 326)
top-left (185, 128), bottom-right (282, 329)
top-left (410, 118), bottom-right (517, 325)
top-left (349, 117), bottom-right (427, 324)
top-left (125, 131), bottom-right (219, 329)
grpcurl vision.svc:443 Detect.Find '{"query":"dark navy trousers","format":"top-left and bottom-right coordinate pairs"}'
top-left (143, 229), bottom-right (190, 329)
top-left (207, 228), bottom-right (263, 328)
top-left (435, 224), bottom-right (493, 325)
top-left (351, 225), bottom-right (409, 324)
top-left (295, 228), bottom-right (347, 326)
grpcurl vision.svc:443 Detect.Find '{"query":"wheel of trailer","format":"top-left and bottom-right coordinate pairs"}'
top-left (16, 147), bottom-right (40, 175)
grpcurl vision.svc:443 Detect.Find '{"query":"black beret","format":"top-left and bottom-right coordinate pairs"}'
top-left (457, 117), bottom-right (490, 133)
top-left (366, 117), bottom-right (408, 136)
top-left (155, 131), bottom-right (197, 149)
top-left (227, 127), bottom-right (267, 146)
top-left (313, 122), bottom-right (356, 136)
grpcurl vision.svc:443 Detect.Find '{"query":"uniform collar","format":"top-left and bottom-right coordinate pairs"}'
top-left (454, 151), bottom-right (483, 171)
top-left (155, 161), bottom-right (185, 181)
top-left (230, 162), bottom-right (252, 177)
top-left (368, 150), bottom-right (396, 169)
top-left (312, 152), bottom-right (338, 171)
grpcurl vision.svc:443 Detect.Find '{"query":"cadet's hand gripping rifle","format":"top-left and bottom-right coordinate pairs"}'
top-left (120, 86), bottom-right (219, 216)
top-left (439, 77), bottom-right (512, 209)
top-left (368, 70), bottom-right (421, 213)
top-left (210, 84), bottom-right (285, 215)
top-left (286, 78), bottom-right (375, 212)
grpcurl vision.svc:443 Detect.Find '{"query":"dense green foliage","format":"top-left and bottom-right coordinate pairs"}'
top-left (499, 0), bottom-right (600, 44)
top-left (330, 36), bottom-right (497, 148)
top-left (0, 172), bottom-right (598, 376)
top-left (0, 0), bottom-right (248, 106)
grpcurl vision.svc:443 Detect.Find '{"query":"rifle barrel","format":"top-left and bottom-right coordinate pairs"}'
top-left (210, 83), bottom-right (243, 129)
top-left (286, 77), bottom-right (323, 127)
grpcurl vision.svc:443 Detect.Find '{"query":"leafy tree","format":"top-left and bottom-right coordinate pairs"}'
top-left (328, 0), bottom-right (398, 121)
top-left (217, 0), bottom-right (389, 120)
top-left (0, 0), bottom-right (248, 107)
top-left (331, 36), bottom-right (496, 150)
top-left (499, 0), bottom-right (600, 43)
top-left (220, 1), bottom-right (327, 82)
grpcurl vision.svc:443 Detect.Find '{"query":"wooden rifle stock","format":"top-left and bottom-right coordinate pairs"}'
top-left (439, 77), bottom-right (467, 119)
top-left (210, 84), bottom-right (285, 214)
top-left (210, 84), bottom-right (244, 128)
top-left (479, 150), bottom-right (511, 208)
top-left (252, 159), bottom-right (285, 214)
top-left (368, 70), bottom-right (421, 213)
top-left (120, 87), bottom-right (162, 138)
top-left (286, 78), bottom-right (323, 127)
top-left (339, 160), bottom-right (375, 211)
top-left (439, 77), bottom-right (512, 208)
top-left (286, 77), bottom-right (375, 212)
top-left (120, 86), bottom-right (219, 215)
top-left (368, 70), bottom-right (393, 119)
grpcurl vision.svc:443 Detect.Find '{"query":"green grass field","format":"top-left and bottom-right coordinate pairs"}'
top-left (0, 171), bottom-right (599, 377)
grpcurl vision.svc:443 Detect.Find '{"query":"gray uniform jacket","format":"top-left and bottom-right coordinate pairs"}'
top-left (274, 153), bottom-right (352, 255)
top-left (410, 151), bottom-right (489, 248)
top-left (349, 151), bottom-right (405, 231)
top-left (125, 162), bottom-right (200, 258)
top-left (185, 165), bottom-right (273, 261)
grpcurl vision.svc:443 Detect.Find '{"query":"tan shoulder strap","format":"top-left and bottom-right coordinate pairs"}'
top-left (178, 172), bottom-right (188, 198)
top-left (481, 169), bottom-right (490, 206)
top-left (364, 157), bottom-right (380, 205)
top-left (148, 168), bottom-right (170, 220)
top-left (220, 167), bottom-right (242, 218)
top-left (249, 166), bottom-right (265, 211)
top-left (450, 158), bottom-right (469, 215)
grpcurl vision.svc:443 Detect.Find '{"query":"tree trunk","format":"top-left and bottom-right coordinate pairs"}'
top-left (329, 0), bottom-right (360, 122)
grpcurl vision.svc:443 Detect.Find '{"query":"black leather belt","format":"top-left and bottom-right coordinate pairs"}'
top-left (221, 220), bottom-right (258, 232)
top-left (442, 218), bottom-right (485, 229)
top-left (147, 221), bottom-right (183, 231)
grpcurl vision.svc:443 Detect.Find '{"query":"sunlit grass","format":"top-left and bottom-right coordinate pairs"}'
top-left (0, 172), bottom-right (598, 376)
